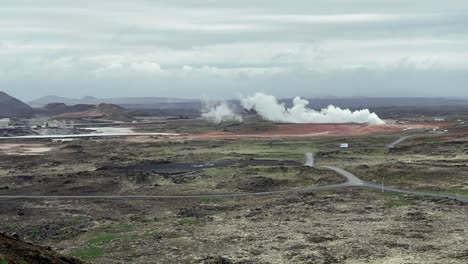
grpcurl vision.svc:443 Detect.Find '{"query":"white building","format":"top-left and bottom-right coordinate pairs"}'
top-left (0, 118), bottom-right (10, 128)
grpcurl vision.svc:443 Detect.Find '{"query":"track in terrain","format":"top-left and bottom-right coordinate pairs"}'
top-left (0, 132), bottom-right (178, 140)
top-left (323, 166), bottom-right (468, 203)
top-left (0, 135), bottom-right (466, 203)
top-left (386, 135), bottom-right (416, 148)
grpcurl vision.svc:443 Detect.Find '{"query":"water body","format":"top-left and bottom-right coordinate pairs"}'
top-left (83, 127), bottom-right (135, 134)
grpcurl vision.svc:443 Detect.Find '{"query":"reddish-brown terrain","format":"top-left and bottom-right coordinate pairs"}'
top-left (186, 122), bottom-right (443, 140)
top-left (54, 103), bottom-right (133, 122)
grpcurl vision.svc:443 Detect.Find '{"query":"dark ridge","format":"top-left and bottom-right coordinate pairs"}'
top-left (0, 91), bottom-right (34, 118)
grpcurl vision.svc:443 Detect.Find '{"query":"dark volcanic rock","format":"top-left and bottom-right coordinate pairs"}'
top-left (236, 176), bottom-right (286, 192)
top-left (0, 232), bottom-right (85, 264)
top-left (104, 159), bottom-right (301, 175)
top-left (198, 255), bottom-right (233, 264)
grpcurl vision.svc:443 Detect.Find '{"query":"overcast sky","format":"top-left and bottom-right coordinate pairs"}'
top-left (1, 0), bottom-right (468, 100)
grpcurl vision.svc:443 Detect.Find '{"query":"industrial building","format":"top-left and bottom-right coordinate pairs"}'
top-left (0, 118), bottom-right (10, 128)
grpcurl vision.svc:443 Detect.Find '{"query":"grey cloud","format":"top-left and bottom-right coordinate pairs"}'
top-left (1, 0), bottom-right (468, 100)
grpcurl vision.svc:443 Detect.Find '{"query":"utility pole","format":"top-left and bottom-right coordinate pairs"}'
top-left (382, 176), bottom-right (384, 193)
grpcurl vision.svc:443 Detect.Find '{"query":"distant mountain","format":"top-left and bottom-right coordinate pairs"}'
top-left (29, 95), bottom-right (468, 116)
top-left (51, 103), bottom-right (134, 122)
top-left (29, 95), bottom-right (200, 107)
top-left (272, 97), bottom-right (468, 109)
top-left (42, 103), bottom-right (96, 116)
top-left (28, 96), bottom-right (98, 106)
top-left (0, 91), bottom-right (35, 118)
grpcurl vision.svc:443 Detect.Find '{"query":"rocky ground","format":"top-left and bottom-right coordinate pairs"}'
top-left (1, 189), bottom-right (467, 264)
top-left (0, 119), bottom-right (466, 263)
top-left (0, 232), bottom-right (84, 264)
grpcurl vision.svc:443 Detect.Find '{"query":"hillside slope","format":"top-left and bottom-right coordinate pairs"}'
top-left (0, 92), bottom-right (34, 118)
top-left (0, 232), bottom-right (84, 264)
top-left (54, 103), bottom-right (134, 122)
top-left (42, 103), bottom-right (96, 116)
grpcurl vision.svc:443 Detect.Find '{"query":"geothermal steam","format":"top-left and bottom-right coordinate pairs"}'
top-left (241, 93), bottom-right (385, 125)
top-left (202, 101), bottom-right (243, 124)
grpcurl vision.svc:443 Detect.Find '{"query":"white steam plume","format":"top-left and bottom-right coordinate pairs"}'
top-left (202, 101), bottom-right (243, 124)
top-left (241, 93), bottom-right (385, 125)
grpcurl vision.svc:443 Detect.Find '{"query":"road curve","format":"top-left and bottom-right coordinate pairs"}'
top-left (2, 167), bottom-right (465, 202)
top-left (322, 166), bottom-right (468, 203)
top-left (321, 166), bottom-right (364, 186)
top-left (0, 135), bottom-right (466, 203)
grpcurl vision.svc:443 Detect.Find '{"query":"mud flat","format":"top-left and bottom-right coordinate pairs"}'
top-left (0, 144), bottom-right (53, 155)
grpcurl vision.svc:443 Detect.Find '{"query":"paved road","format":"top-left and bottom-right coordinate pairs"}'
top-left (322, 166), bottom-right (468, 203)
top-left (2, 164), bottom-right (465, 202)
top-left (2, 165), bottom-right (465, 202)
top-left (365, 182), bottom-right (468, 203)
top-left (0, 185), bottom-right (347, 200)
top-left (321, 166), bottom-right (364, 186)
top-left (0, 134), bottom-right (466, 203)
top-left (305, 143), bottom-right (467, 203)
